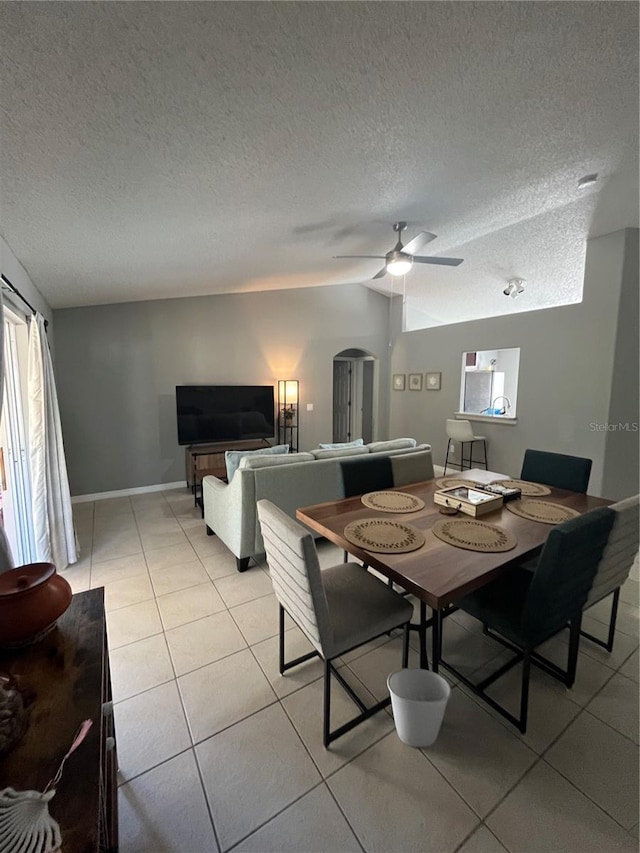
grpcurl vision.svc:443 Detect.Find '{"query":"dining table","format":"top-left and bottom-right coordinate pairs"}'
top-left (296, 469), bottom-right (611, 671)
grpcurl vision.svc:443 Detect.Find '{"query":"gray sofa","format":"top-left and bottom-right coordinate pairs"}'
top-left (202, 439), bottom-right (433, 571)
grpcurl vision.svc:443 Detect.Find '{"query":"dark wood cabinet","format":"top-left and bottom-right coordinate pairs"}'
top-left (0, 588), bottom-right (117, 852)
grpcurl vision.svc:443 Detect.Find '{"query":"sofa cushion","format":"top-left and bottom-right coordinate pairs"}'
top-left (310, 446), bottom-right (370, 460)
top-left (318, 438), bottom-right (364, 450)
top-left (241, 452), bottom-right (315, 470)
top-left (366, 438), bottom-right (417, 453)
top-left (226, 443), bottom-right (289, 482)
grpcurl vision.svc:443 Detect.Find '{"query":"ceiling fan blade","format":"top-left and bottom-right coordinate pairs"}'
top-left (402, 231), bottom-right (437, 256)
top-left (372, 266), bottom-right (388, 279)
top-left (333, 255), bottom-right (386, 260)
top-left (412, 256), bottom-right (464, 266)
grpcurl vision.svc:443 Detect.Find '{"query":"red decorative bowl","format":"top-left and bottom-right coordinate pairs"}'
top-left (0, 563), bottom-right (72, 648)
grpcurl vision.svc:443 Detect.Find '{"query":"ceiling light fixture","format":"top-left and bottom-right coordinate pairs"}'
top-left (503, 278), bottom-right (526, 299)
top-left (577, 173), bottom-right (598, 189)
top-left (386, 252), bottom-right (413, 276)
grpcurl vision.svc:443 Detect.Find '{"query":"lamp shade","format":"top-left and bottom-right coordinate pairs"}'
top-left (278, 380), bottom-right (298, 405)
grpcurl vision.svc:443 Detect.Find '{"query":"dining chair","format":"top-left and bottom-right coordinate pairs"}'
top-left (520, 449), bottom-right (592, 493)
top-left (438, 505), bottom-right (615, 733)
top-left (580, 494), bottom-right (639, 652)
top-left (391, 449), bottom-right (435, 486)
top-left (256, 500), bottom-right (412, 747)
top-left (443, 419), bottom-right (487, 474)
top-left (339, 455), bottom-right (394, 498)
top-left (339, 455), bottom-right (394, 564)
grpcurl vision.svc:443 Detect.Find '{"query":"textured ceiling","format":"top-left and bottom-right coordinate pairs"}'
top-left (0, 1), bottom-right (638, 324)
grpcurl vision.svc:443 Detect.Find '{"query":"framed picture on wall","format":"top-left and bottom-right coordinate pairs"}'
top-left (392, 374), bottom-right (406, 391)
top-left (426, 372), bottom-right (441, 390)
top-left (408, 373), bottom-right (423, 391)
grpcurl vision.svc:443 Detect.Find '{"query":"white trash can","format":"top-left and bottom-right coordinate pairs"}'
top-left (387, 669), bottom-right (451, 747)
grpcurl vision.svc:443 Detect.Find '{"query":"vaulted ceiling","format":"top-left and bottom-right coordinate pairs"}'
top-left (0, 2), bottom-right (637, 325)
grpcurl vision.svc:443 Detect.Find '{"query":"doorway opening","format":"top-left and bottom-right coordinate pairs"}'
top-left (332, 349), bottom-right (378, 444)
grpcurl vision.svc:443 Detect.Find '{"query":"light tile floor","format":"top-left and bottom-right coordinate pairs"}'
top-left (63, 488), bottom-right (640, 853)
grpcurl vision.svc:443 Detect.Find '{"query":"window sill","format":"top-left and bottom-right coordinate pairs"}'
top-left (455, 412), bottom-right (518, 426)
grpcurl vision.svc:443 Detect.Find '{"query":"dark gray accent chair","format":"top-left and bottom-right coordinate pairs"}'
top-left (520, 449), bottom-right (592, 493)
top-left (339, 455), bottom-right (394, 498)
top-left (438, 506), bottom-right (615, 733)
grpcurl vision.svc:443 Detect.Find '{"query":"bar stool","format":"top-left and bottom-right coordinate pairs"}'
top-left (444, 419), bottom-right (488, 473)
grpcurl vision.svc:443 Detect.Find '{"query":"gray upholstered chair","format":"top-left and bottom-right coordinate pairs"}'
top-left (581, 494), bottom-right (639, 651)
top-left (257, 499), bottom-right (413, 747)
top-left (391, 449), bottom-right (435, 486)
top-left (444, 419), bottom-right (487, 474)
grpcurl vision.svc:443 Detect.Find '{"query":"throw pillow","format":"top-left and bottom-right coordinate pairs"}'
top-left (225, 444), bottom-right (289, 482)
top-left (367, 438), bottom-right (417, 453)
top-left (318, 438), bottom-right (364, 450)
top-left (311, 446), bottom-right (370, 460)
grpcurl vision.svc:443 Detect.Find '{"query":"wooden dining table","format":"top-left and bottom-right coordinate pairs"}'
top-left (296, 470), bottom-right (610, 671)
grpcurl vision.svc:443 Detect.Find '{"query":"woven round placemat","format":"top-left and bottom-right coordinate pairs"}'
top-left (435, 477), bottom-right (480, 490)
top-left (506, 499), bottom-right (579, 524)
top-left (361, 491), bottom-right (426, 513)
top-left (343, 518), bottom-right (426, 554)
top-left (431, 518), bottom-right (517, 553)
top-left (492, 479), bottom-right (551, 496)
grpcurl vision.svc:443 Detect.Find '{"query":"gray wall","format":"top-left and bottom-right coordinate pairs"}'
top-left (389, 229), bottom-right (636, 498)
top-left (602, 228), bottom-right (640, 499)
top-left (53, 284), bottom-right (390, 495)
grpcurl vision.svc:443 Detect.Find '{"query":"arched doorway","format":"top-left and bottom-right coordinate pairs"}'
top-left (332, 349), bottom-right (377, 443)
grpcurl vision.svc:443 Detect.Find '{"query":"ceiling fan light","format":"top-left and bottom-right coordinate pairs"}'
top-left (386, 257), bottom-right (412, 276)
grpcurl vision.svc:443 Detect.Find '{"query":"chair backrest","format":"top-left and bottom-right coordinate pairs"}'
top-left (339, 455), bottom-right (394, 498)
top-left (256, 500), bottom-right (332, 656)
top-left (391, 449), bottom-right (435, 487)
top-left (520, 449), bottom-right (592, 493)
top-left (520, 506), bottom-right (615, 644)
top-left (586, 494), bottom-right (640, 606)
top-left (446, 419), bottom-right (475, 442)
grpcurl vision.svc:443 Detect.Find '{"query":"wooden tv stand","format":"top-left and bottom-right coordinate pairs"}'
top-left (185, 439), bottom-right (269, 489)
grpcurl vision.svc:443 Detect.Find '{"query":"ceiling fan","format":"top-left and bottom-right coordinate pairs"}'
top-left (334, 221), bottom-right (464, 279)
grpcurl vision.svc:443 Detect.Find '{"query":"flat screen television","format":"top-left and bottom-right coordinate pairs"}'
top-left (176, 385), bottom-right (275, 445)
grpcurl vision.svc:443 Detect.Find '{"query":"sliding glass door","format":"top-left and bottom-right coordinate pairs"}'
top-left (0, 308), bottom-right (35, 564)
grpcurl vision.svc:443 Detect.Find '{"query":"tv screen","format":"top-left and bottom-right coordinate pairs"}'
top-left (176, 385), bottom-right (275, 445)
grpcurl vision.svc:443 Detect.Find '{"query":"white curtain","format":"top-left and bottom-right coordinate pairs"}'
top-left (0, 292), bottom-right (15, 572)
top-left (28, 313), bottom-right (77, 570)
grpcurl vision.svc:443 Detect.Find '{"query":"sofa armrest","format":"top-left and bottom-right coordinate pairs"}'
top-left (202, 471), bottom-right (257, 560)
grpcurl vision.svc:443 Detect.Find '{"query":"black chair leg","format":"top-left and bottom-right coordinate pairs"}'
top-left (579, 589), bottom-right (621, 653)
top-left (519, 652), bottom-right (531, 733)
top-left (402, 622), bottom-right (410, 668)
top-left (279, 605), bottom-right (286, 674)
top-left (323, 659), bottom-right (331, 748)
top-left (481, 439), bottom-right (488, 470)
top-left (566, 614), bottom-right (583, 687)
top-left (279, 605), bottom-right (319, 677)
top-left (606, 589), bottom-right (620, 652)
top-left (444, 439), bottom-right (453, 474)
top-left (461, 441), bottom-right (469, 470)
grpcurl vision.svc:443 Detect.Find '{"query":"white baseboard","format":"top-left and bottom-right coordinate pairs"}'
top-left (72, 481), bottom-right (187, 504)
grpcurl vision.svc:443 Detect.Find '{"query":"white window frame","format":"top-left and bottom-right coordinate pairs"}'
top-left (456, 347), bottom-right (521, 425)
